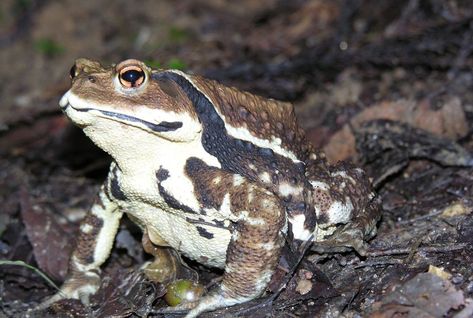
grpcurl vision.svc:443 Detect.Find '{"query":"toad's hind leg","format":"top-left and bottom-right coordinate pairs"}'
top-left (187, 190), bottom-right (286, 317)
top-left (182, 158), bottom-right (287, 317)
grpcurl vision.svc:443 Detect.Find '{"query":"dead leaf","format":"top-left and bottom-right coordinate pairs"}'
top-left (323, 125), bottom-right (356, 163)
top-left (370, 272), bottom-right (471, 318)
top-left (19, 189), bottom-right (73, 282)
top-left (354, 120), bottom-right (473, 186)
top-left (441, 202), bottom-right (470, 218)
top-left (324, 97), bottom-right (469, 163)
top-left (428, 265), bottom-right (452, 280)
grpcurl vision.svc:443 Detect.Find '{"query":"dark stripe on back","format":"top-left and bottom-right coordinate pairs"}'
top-left (155, 71), bottom-right (319, 239)
top-left (153, 71), bottom-right (305, 186)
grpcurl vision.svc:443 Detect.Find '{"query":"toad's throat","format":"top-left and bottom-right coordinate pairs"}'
top-left (67, 104), bottom-right (183, 132)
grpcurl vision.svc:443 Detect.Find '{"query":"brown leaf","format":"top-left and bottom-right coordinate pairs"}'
top-left (19, 189), bottom-right (73, 282)
top-left (354, 119), bottom-right (473, 185)
top-left (324, 97), bottom-right (469, 163)
top-left (370, 272), bottom-right (471, 318)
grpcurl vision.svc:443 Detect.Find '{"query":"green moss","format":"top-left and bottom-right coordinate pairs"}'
top-left (168, 26), bottom-right (189, 43)
top-left (145, 59), bottom-right (162, 69)
top-left (144, 57), bottom-right (186, 70)
top-left (35, 38), bottom-right (65, 57)
top-left (167, 58), bottom-right (186, 70)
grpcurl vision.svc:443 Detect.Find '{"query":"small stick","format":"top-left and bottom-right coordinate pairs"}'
top-left (365, 243), bottom-right (468, 257)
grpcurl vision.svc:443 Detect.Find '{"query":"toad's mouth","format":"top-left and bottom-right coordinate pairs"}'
top-left (66, 103), bottom-right (182, 132)
top-left (59, 93), bottom-right (183, 133)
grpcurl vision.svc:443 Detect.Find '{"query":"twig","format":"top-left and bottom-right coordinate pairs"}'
top-left (342, 285), bottom-right (360, 312)
top-left (397, 209), bottom-right (443, 225)
top-left (354, 259), bottom-right (404, 269)
top-left (365, 243), bottom-right (468, 257)
top-left (405, 236), bottom-right (424, 264)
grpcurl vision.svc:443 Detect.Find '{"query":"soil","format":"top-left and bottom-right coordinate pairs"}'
top-left (1, 1), bottom-right (472, 317)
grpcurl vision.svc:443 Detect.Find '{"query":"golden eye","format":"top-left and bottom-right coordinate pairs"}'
top-left (118, 65), bottom-right (145, 88)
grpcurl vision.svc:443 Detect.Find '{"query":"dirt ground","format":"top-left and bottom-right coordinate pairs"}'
top-left (1, 0), bottom-right (472, 317)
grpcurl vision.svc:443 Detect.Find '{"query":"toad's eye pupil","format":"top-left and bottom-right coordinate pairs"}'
top-left (118, 65), bottom-right (146, 88)
top-left (121, 70), bottom-right (144, 86)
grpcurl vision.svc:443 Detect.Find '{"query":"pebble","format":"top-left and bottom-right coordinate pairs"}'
top-left (466, 281), bottom-right (473, 294)
top-left (451, 274), bottom-right (464, 285)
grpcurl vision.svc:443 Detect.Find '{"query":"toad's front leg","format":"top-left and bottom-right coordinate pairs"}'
top-left (38, 183), bottom-right (122, 308)
top-left (182, 160), bottom-right (287, 318)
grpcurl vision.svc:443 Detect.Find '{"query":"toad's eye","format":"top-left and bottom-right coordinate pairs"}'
top-left (119, 65), bottom-right (145, 88)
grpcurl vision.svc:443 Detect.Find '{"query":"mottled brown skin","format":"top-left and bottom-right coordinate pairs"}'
top-left (161, 73), bottom-right (319, 238)
top-left (187, 74), bottom-right (378, 247)
top-left (74, 213), bottom-right (103, 265)
top-left (40, 59), bottom-right (380, 318)
top-left (191, 76), bottom-right (311, 160)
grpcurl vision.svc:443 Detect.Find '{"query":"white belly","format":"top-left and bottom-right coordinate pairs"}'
top-left (125, 202), bottom-right (231, 268)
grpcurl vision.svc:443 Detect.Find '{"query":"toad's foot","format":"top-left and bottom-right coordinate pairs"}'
top-left (35, 270), bottom-right (100, 310)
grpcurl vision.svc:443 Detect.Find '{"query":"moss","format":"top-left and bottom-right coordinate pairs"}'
top-left (34, 38), bottom-right (65, 57)
top-left (167, 57), bottom-right (186, 70)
